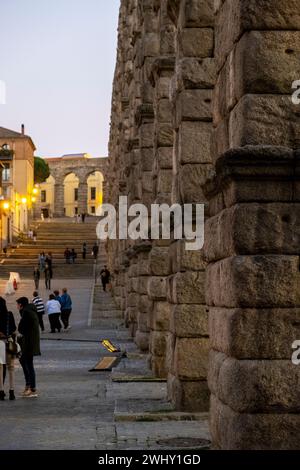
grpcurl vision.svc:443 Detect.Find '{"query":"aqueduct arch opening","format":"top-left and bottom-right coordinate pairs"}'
top-left (34, 155), bottom-right (109, 218)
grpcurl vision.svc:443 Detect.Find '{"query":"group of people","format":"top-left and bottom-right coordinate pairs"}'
top-left (64, 248), bottom-right (78, 264)
top-left (0, 287), bottom-right (73, 401)
top-left (27, 229), bottom-right (37, 243)
top-left (32, 288), bottom-right (72, 333)
top-left (35, 252), bottom-right (53, 290)
top-left (64, 243), bottom-right (99, 261)
top-left (75, 212), bottom-right (87, 223)
top-left (0, 296), bottom-right (41, 400)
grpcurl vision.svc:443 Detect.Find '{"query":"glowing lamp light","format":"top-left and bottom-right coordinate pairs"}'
top-left (21, 197), bottom-right (27, 204)
top-left (31, 196), bottom-right (36, 203)
top-left (2, 202), bottom-right (10, 210)
top-left (32, 188), bottom-right (38, 195)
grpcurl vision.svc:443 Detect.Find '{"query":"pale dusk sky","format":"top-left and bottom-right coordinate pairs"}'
top-left (0, 0), bottom-right (120, 157)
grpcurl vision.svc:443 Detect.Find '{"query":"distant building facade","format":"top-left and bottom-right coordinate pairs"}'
top-left (34, 154), bottom-right (108, 218)
top-left (0, 125), bottom-right (35, 248)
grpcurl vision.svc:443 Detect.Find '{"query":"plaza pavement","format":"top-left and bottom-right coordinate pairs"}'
top-left (0, 277), bottom-right (210, 450)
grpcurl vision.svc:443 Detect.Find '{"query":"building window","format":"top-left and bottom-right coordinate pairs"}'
top-left (74, 188), bottom-right (78, 201)
top-left (41, 190), bottom-right (46, 203)
top-left (2, 164), bottom-right (10, 181)
top-left (90, 187), bottom-right (96, 200)
top-left (91, 206), bottom-right (96, 214)
top-left (75, 207), bottom-right (78, 215)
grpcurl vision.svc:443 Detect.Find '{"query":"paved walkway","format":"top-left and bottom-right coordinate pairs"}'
top-left (0, 277), bottom-right (210, 450)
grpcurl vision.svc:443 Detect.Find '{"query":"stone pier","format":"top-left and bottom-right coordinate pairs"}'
top-left (107, 0), bottom-right (300, 448)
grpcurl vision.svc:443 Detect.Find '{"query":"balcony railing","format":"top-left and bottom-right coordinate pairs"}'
top-left (0, 148), bottom-right (14, 160)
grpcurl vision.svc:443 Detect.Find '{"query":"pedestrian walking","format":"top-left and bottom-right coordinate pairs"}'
top-left (60, 288), bottom-right (72, 331)
top-left (32, 230), bottom-right (37, 243)
top-left (44, 263), bottom-right (51, 290)
top-left (17, 297), bottom-right (40, 398)
top-left (70, 248), bottom-right (77, 263)
top-left (82, 242), bottom-right (87, 260)
top-left (32, 291), bottom-right (45, 332)
top-left (64, 247), bottom-right (71, 264)
top-left (38, 252), bottom-right (46, 272)
top-left (46, 294), bottom-right (62, 333)
top-left (33, 267), bottom-right (40, 290)
top-left (45, 253), bottom-right (53, 279)
top-left (92, 243), bottom-right (99, 260)
top-left (53, 290), bottom-right (61, 302)
top-left (100, 265), bottom-right (111, 292)
top-left (0, 297), bottom-right (17, 401)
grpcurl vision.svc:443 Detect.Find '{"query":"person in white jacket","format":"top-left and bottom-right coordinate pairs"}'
top-left (46, 294), bottom-right (62, 333)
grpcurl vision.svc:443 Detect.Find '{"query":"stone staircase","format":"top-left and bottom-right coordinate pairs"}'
top-left (0, 217), bottom-right (105, 279)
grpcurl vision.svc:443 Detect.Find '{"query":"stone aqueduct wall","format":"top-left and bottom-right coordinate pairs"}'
top-left (107, 0), bottom-right (300, 449)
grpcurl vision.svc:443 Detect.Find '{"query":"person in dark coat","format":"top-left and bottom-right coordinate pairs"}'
top-left (82, 242), bottom-right (87, 260)
top-left (92, 244), bottom-right (99, 260)
top-left (17, 297), bottom-right (40, 398)
top-left (99, 265), bottom-right (111, 292)
top-left (33, 267), bottom-right (40, 290)
top-left (0, 297), bottom-right (17, 400)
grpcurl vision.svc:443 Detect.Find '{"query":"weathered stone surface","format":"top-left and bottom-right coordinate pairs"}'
top-left (171, 304), bottom-right (209, 337)
top-left (168, 375), bottom-right (210, 411)
top-left (209, 307), bottom-right (300, 359)
top-left (157, 169), bottom-right (173, 194)
top-left (138, 276), bottom-right (149, 295)
top-left (138, 294), bottom-right (153, 314)
top-left (150, 301), bottom-right (171, 331)
top-left (204, 203), bottom-right (300, 262)
top-left (174, 338), bottom-right (209, 380)
top-left (176, 90), bottom-right (212, 126)
top-left (156, 123), bottom-right (174, 147)
top-left (157, 98), bottom-right (173, 122)
top-left (208, 351), bottom-right (300, 413)
top-left (179, 163), bottom-right (212, 203)
top-left (141, 148), bottom-right (154, 171)
top-left (214, 31), bottom-right (300, 124)
top-left (148, 276), bottom-right (168, 300)
top-left (176, 58), bottom-right (217, 90)
top-left (138, 259), bottom-right (151, 276)
top-left (215, 0), bottom-right (300, 69)
top-left (149, 246), bottom-right (171, 276)
top-left (150, 331), bottom-right (167, 356)
top-left (150, 354), bottom-right (167, 378)
top-left (135, 331), bottom-right (150, 352)
top-left (169, 239), bottom-right (207, 273)
top-left (156, 147), bottom-right (173, 169)
top-left (139, 123), bottom-right (154, 147)
top-left (178, 28), bottom-right (214, 58)
top-left (137, 311), bottom-right (150, 332)
top-left (178, 122), bottom-right (212, 163)
top-left (127, 292), bottom-right (139, 307)
top-left (180, 0), bottom-right (214, 28)
top-left (142, 171), bottom-right (153, 192)
top-left (168, 271), bottom-right (206, 304)
top-left (210, 394), bottom-right (300, 450)
top-left (229, 95), bottom-right (300, 150)
top-left (206, 255), bottom-right (300, 308)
